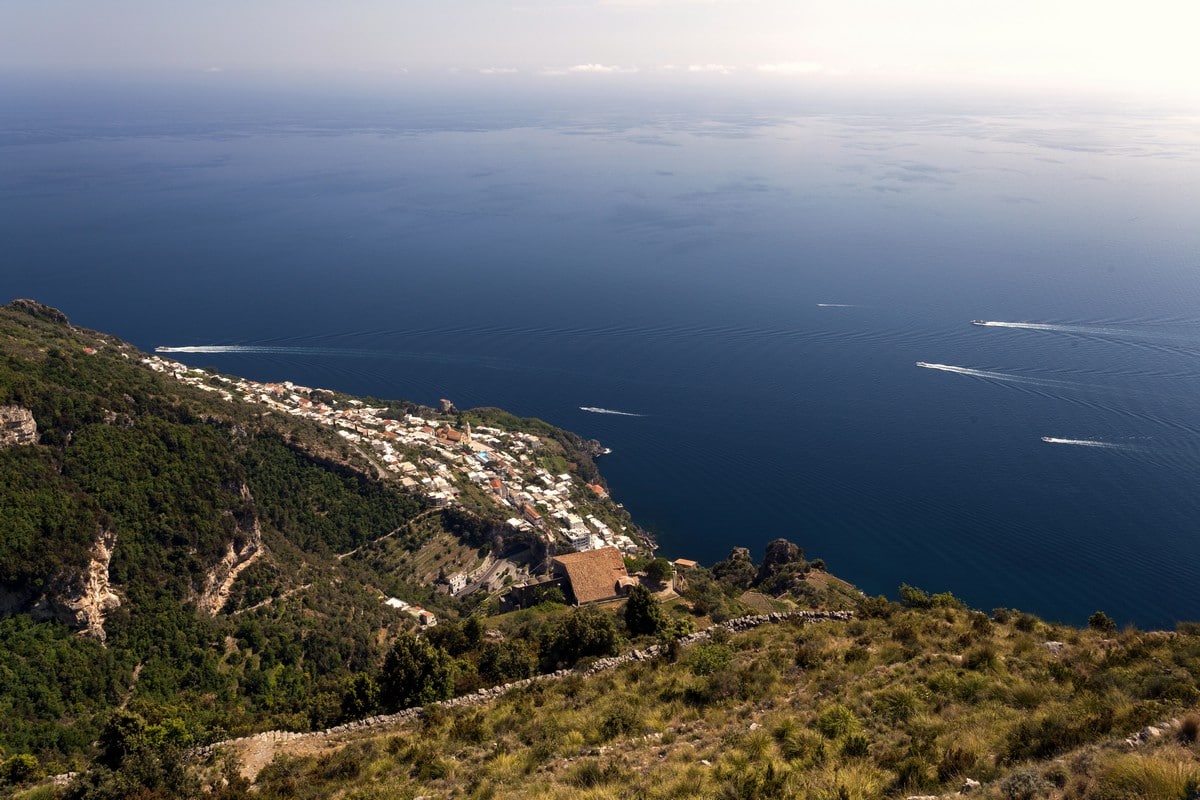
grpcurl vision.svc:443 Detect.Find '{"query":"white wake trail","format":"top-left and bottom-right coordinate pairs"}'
top-left (155, 345), bottom-right (339, 354)
top-left (1041, 436), bottom-right (1128, 449)
top-left (971, 320), bottom-right (1129, 336)
top-left (580, 406), bottom-right (645, 417)
top-left (914, 362), bottom-right (1060, 386)
top-left (816, 303), bottom-right (856, 308)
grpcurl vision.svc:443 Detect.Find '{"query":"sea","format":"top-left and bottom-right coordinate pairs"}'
top-left (4, 75), bottom-right (1199, 629)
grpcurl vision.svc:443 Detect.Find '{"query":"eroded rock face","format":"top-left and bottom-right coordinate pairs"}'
top-left (31, 529), bottom-right (121, 641)
top-left (196, 484), bottom-right (264, 616)
top-left (0, 405), bottom-right (38, 447)
top-left (9, 298), bottom-right (70, 325)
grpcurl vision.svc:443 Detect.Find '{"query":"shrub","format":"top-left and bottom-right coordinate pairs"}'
top-left (873, 687), bottom-right (920, 723)
top-left (0, 753), bottom-right (41, 786)
top-left (1093, 753), bottom-right (1200, 800)
top-left (964, 644), bottom-right (1000, 671)
top-left (777, 726), bottom-right (826, 765)
top-left (892, 755), bottom-right (933, 791)
top-left (814, 704), bottom-right (860, 739)
top-left (1180, 713), bottom-right (1200, 744)
top-left (936, 746), bottom-right (978, 782)
top-left (795, 639), bottom-right (821, 669)
top-left (970, 611), bottom-right (994, 635)
top-left (899, 584), bottom-right (933, 609)
top-left (856, 595), bottom-right (895, 619)
top-left (1014, 613), bottom-right (1040, 632)
top-left (1000, 767), bottom-right (1049, 800)
top-left (1089, 611), bottom-right (1118, 634)
top-left (688, 643), bottom-right (733, 676)
top-left (566, 759), bottom-right (625, 789)
top-left (599, 702), bottom-right (644, 741)
top-left (841, 732), bottom-right (871, 758)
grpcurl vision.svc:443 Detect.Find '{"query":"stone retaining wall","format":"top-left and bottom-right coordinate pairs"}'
top-left (191, 609), bottom-right (853, 761)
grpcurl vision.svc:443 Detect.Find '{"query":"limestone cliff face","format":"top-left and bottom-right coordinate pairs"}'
top-left (0, 405), bottom-right (38, 447)
top-left (196, 484), bottom-right (263, 617)
top-left (29, 529), bottom-right (121, 641)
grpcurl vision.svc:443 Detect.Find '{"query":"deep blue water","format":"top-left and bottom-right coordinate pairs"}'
top-left (4, 78), bottom-right (1200, 628)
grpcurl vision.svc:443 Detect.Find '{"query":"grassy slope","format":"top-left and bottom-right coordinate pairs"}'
top-left (215, 604), bottom-right (1200, 800)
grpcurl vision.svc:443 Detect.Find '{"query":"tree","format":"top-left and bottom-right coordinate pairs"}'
top-left (340, 673), bottom-right (380, 719)
top-left (624, 584), bottom-right (667, 636)
top-left (1088, 610), bottom-right (1117, 634)
top-left (380, 633), bottom-right (456, 711)
top-left (644, 557), bottom-right (674, 585)
top-left (541, 606), bottom-right (621, 668)
top-left (0, 754), bottom-right (41, 788)
top-left (712, 548), bottom-right (756, 591)
top-left (477, 640), bottom-right (535, 684)
top-left (898, 583), bottom-right (933, 609)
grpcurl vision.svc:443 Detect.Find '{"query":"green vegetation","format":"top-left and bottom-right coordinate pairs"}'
top-left (131, 602), bottom-right (1200, 800)
top-left (0, 302), bottom-right (516, 770)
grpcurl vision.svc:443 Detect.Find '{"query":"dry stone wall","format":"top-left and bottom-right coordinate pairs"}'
top-left (192, 610), bottom-right (854, 763)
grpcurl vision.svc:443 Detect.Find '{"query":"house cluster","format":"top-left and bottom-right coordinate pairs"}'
top-left (145, 356), bottom-right (639, 559)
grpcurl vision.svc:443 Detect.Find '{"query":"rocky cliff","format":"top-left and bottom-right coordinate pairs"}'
top-left (30, 529), bottom-right (121, 641)
top-left (196, 485), bottom-right (264, 616)
top-left (0, 405), bottom-right (38, 447)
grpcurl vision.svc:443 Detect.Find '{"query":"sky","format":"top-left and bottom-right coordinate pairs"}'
top-left (1, 1), bottom-right (1198, 101)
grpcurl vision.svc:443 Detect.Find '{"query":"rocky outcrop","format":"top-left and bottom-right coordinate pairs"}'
top-left (0, 405), bottom-right (38, 447)
top-left (31, 529), bottom-right (121, 641)
top-left (9, 298), bottom-right (70, 325)
top-left (579, 438), bottom-right (608, 458)
top-left (756, 538), bottom-right (806, 585)
top-left (196, 485), bottom-right (263, 616)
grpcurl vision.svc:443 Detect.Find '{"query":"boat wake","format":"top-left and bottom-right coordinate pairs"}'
top-left (914, 362), bottom-right (1063, 386)
top-left (971, 320), bottom-right (1129, 336)
top-left (816, 303), bottom-right (856, 308)
top-left (1041, 436), bottom-right (1128, 449)
top-left (155, 345), bottom-right (348, 355)
top-left (580, 406), bottom-right (645, 417)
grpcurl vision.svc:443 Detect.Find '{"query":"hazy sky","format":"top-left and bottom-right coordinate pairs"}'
top-left (2, 1), bottom-right (1197, 99)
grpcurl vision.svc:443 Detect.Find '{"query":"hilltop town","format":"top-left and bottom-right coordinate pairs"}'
top-left (142, 354), bottom-right (643, 596)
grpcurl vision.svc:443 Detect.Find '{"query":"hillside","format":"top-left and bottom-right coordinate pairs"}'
top-left (0, 300), bottom-right (649, 778)
top-left (221, 603), bottom-right (1200, 800)
top-left (23, 602), bottom-right (1200, 800)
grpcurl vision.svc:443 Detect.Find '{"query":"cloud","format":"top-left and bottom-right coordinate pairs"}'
top-left (568, 63), bottom-right (639, 74)
top-left (203, 66), bottom-right (222, 73)
top-left (688, 63), bottom-right (734, 74)
top-left (479, 67), bottom-right (518, 74)
top-left (756, 61), bottom-right (827, 76)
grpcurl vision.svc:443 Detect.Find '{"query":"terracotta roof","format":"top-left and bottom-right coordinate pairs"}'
top-left (673, 558), bottom-right (699, 569)
top-left (553, 546), bottom-right (628, 605)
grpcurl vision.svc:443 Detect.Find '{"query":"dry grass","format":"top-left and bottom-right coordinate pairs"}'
top-left (239, 606), bottom-right (1200, 800)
